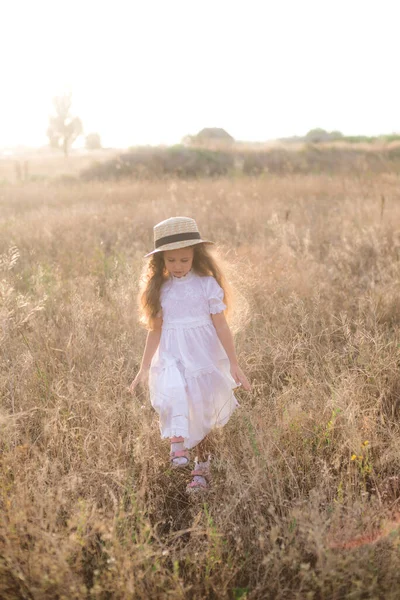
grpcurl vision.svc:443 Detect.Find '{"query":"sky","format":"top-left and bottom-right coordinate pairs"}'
top-left (1, 0), bottom-right (399, 149)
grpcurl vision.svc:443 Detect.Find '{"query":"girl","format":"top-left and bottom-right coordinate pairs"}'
top-left (129, 216), bottom-right (251, 492)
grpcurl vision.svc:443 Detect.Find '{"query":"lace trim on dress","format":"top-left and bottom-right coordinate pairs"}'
top-left (170, 269), bottom-right (194, 282)
top-left (184, 365), bottom-right (217, 379)
top-left (184, 362), bottom-right (235, 380)
top-left (151, 352), bottom-right (233, 381)
top-left (161, 428), bottom-right (190, 440)
top-left (209, 300), bottom-right (227, 314)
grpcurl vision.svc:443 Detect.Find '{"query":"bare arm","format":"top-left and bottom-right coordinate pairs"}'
top-left (211, 312), bottom-right (251, 390)
top-left (129, 316), bottom-right (162, 393)
top-left (140, 322), bottom-right (162, 370)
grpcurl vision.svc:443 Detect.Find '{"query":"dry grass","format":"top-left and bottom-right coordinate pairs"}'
top-left (0, 149), bottom-right (118, 183)
top-left (2, 174), bottom-right (400, 599)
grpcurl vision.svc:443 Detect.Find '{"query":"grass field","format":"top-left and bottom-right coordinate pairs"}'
top-left (2, 172), bottom-right (400, 599)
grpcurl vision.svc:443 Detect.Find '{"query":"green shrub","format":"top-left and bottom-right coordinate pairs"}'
top-left (80, 146), bottom-right (234, 181)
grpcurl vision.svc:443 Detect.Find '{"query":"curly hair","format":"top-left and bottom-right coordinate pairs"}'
top-left (138, 243), bottom-right (230, 329)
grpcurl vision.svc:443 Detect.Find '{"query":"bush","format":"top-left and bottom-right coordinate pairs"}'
top-left (242, 149), bottom-right (294, 175)
top-left (80, 145), bottom-right (400, 181)
top-left (80, 146), bottom-right (234, 181)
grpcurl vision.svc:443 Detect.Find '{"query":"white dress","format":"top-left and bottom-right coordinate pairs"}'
top-left (149, 269), bottom-right (238, 449)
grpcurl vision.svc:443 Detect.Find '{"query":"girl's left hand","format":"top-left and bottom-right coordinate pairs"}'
top-left (230, 363), bottom-right (251, 391)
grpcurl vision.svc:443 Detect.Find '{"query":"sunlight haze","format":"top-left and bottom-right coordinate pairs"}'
top-left (2, 0), bottom-right (399, 148)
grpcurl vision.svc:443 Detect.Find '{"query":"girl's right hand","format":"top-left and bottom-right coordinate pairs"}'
top-left (128, 368), bottom-right (148, 394)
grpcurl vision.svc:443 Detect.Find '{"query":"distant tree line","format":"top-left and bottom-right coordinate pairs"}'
top-left (45, 95), bottom-right (400, 156)
top-left (279, 128), bottom-right (400, 144)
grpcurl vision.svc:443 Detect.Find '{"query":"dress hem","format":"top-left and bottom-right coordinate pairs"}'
top-left (158, 396), bottom-right (239, 449)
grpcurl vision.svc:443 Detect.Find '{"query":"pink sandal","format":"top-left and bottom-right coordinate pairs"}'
top-left (169, 448), bottom-right (190, 468)
top-left (186, 456), bottom-right (211, 493)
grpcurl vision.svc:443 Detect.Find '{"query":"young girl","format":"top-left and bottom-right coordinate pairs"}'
top-left (129, 216), bottom-right (251, 492)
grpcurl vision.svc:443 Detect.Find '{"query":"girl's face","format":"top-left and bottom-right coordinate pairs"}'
top-left (163, 246), bottom-right (194, 278)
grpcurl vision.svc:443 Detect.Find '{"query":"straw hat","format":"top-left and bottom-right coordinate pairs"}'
top-left (145, 216), bottom-right (214, 257)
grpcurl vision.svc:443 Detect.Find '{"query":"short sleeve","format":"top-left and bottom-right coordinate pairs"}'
top-left (205, 276), bottom-right (226, 314)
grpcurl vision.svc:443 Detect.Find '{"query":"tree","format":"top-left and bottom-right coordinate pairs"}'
top-left (305, 128), bottom-right (329, 143)
top-left (47, 93), bottom-right (83, 157)
top-left (183, 128), bottom-right (235, 148)
top-left (305, 128), bottom-right (344, 143)
top-left (85, 133), bottom-right (102, 150)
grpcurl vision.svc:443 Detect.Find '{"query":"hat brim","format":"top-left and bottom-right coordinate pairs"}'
top-left (144, 239), bottom-right (214, 258)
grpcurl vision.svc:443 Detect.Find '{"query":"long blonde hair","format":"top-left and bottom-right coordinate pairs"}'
top-left (138, 244), bottom-right (230, 329)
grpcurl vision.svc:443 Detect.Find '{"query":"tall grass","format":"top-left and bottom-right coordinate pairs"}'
top-left (1, 174), bottom-right (400, 598)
